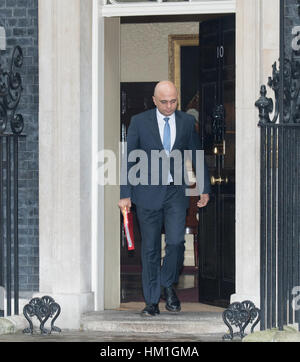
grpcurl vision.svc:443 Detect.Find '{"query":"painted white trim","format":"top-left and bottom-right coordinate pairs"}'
top-left (91, 0), bottom-right (98, 310)
top-left (100, 1), bottom-right (236, 17)
top-left (92, 0), bottom-right (105, 311)
top-left (94, 0), bottom-right (237, 310)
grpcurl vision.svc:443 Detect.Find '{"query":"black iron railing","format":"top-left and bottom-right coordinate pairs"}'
top-left (256, 0), bottom-right (300, 331)
top-left (257, 113), bottom-right (300, 331)
top-left (0, 45), bottom-right (25, 317)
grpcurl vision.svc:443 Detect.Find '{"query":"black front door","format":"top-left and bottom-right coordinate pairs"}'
top-left (198, 15), bottom-right (236, 307)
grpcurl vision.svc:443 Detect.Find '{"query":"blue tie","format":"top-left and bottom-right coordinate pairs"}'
top-left (163, 117), bottom-right (171, 154)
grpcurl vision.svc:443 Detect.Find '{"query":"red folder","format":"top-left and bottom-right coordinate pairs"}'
top-left (122, 208), bottom-right (135, 251)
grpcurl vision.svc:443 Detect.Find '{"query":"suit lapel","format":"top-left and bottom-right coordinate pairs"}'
top-left (172, 111), bottom-right (184, 151)
top-left (148, 109), bottom-right (164, 150)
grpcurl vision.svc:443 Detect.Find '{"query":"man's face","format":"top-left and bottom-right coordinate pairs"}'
top-left (152, 86), bottom-right (178, 117)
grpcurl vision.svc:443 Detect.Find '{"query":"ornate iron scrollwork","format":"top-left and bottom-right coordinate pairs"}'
top-left (255, 85), bottom-right (274, 125)
top-left (267, 61), bottom-right (280, 123)
top-left (282, 56), bottom-right (300, 123)
top-left (255, 60), bottom-right (281, 125)
top-left (0, 45), bottom-right (24, 135)
top-left (222, 300), bottom-right (260, 341)
top-left (256, 56), bottom-right (300, 124)
top-left (23, 296), bottom-right (62, 335)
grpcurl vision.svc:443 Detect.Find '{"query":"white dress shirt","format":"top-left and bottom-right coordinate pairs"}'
top-left (156, 108), bottom-right (176, 152)
top-left (156, 108), bottom-right (176, 183)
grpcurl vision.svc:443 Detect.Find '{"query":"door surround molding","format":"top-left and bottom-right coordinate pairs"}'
top-left (93, 0), bottom-right (280, 310)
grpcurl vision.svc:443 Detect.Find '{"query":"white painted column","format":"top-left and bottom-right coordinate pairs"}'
top-left (232, 0), bottom-right (279, 307)
top-left (91, 0), bottom-right (105, 312)
top-left (91, 10), bottom-right (121, 311)
top-left (38, 0), bottom-right (94, 329)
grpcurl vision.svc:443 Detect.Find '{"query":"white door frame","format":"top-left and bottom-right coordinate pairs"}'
top-left (92, 0), bottom-right (277, 311)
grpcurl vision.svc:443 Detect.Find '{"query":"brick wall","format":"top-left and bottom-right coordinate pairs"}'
top-left (0, 0), bottom-right (39, 292)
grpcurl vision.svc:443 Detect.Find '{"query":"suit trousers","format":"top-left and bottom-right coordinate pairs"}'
top-left (136, 185), bottom-right (187, 305)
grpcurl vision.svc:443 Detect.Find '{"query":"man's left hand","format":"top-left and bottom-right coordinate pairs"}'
top-left (197, 194), bottom-right (210, 208)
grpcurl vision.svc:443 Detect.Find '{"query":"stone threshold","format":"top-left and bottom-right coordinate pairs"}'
top-left (0, 302), bottom-right (227, 339)
top-left (80, 302), bottom-right (226, 336)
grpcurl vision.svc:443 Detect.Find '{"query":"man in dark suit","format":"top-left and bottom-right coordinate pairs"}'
top-left (119, 81), bottom-right (210, 317)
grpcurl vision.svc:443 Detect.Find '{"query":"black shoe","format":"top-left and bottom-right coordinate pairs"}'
top-left (164, 287), bottom-right (181, 313)
top-left (154, 304), bottom-right (160, 315)
top-left (141, 304), bottom-right (160, 317)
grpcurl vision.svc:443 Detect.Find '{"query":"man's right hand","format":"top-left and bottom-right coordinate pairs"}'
top-left (118, 198), bottom-right (132, 212)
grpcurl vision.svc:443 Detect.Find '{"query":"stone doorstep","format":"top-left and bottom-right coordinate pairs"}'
top-left (4, 308), bottom-right (300, 342)
top-left (243, 326), bottom-right (300, 343)
top-left (80, 310), bottom-right (227, 336)
top-left (0, 309), bottom-right (227, 337)
top-left (0, 315), bottom-right (28, 335)
top-left (0, 297), bottom-right (36, 335)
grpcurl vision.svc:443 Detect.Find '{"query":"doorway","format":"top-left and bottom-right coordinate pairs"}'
top-left (119, 14), bottom-right (236, 307)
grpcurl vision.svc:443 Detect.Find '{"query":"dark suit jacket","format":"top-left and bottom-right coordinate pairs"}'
top-left (120, 108), bottom-right (211, 210)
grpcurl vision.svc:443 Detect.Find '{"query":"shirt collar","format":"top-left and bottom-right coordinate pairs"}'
top-left (156, 108), bottom-right (175, 123)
